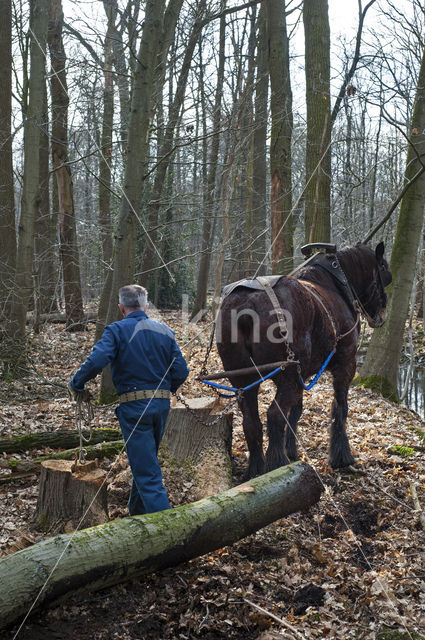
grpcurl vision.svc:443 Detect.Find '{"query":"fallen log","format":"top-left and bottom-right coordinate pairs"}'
top-left (0, 461), bottom-right (322, 630)
top-left (26, 312), bottom-right (97, 325)
top-left (2, 440), bottom-right (124, 473)
top-left (0, 428), bottom-right (121, 454)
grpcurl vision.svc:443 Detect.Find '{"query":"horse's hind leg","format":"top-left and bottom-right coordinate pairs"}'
top-left (285, 397), bottom-right (303, 461)
top-left (328, 362), bottom-right (356, 468)
top-left (239, 387), bottom-right (265, 479)
top-left (265, 379), bottom-right (301, 471)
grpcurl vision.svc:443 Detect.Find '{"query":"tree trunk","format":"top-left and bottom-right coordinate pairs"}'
top-left (249, 5), bottom-right (268, 277)
top-left (99, 0), bottom-right (167, 401)
top-left (102, 0), bottom-right (129, 156)
top-left (191, 3), bottom-right (226, 320)
top-left (138, 2), bottom-right (206, 286)
top-left (0, 461), bottom-right (322, 630)
top-left (6, 0), bottom-right (49, 374)
top-left (213, 124), bottom-right (238, 311)
top-left (265, 0), bottom-right (293, 274)
top-left (358, 43), bottom-right (425, 399)
top-left (48, 0), bottom-right (84, 331)
top-left (34, 74), bottom-right (58, 326)
top-left (0, 0), bottom-right (17, 330)
top-left (163, 397), bottom-right (233, 498)
top-left (303, 0), bottom-right (331, 243)
top-left (33, 459), bottom-right (109, 532)
top-left (98, 18), bottom-right (114, 274)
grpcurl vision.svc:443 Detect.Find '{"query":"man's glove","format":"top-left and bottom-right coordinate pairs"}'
top-left (68, 383), bottom-right (92, 403)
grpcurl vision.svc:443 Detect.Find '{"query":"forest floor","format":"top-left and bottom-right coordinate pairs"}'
top-left (1, 311), bottom-right (425, 640)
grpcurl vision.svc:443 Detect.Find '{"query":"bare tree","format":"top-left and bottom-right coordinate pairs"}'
top-left (265, 0), bottom-right (293, 274)
top-left (48, 0), bottom-right (84, 330)
top-left (0, 0), bottom-right (17, 327)
top-left (303, 0), bottom-right (331, 243)
top-left (6, 0), bottom-right (49, 374)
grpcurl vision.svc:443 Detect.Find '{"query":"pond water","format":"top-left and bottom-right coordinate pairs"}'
top-left (356, 350), bottom-right (425, 420)
top-left (398, 364), bottom-right (425, 419)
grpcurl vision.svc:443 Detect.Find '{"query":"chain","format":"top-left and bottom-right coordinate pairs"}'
top-left (199, 321), bottom-right (216, 378)
top-left (174, 390), bottom-right (241, 428)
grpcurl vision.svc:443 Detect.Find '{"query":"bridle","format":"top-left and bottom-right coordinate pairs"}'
top-left (340, 258), bottom-right (388, 328)
top-left (301, 250), bottom-right (388, 328)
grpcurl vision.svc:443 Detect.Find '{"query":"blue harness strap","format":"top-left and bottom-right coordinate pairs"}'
top-left (299, 349), bottom-right (335, 390)
top-left (202, 364), bottom-right (284, 397)
top-left (201, 350), bottom-right (336, 396)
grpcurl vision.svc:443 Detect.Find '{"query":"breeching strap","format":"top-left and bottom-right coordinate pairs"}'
top-left (298, 349), bottom-right (336, 390)
top-left (202, 364), bottom-right (285, 397)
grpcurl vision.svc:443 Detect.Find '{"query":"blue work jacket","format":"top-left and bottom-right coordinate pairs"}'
top-left (70, 311), bottom-right (189, 395)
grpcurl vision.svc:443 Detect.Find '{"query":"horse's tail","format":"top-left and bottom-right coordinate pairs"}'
top-left (216, 295), bottom-right (259, 363)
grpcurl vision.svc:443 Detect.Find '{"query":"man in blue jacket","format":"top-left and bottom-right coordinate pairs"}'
top-left (69, 284), bottom-right (189, 516)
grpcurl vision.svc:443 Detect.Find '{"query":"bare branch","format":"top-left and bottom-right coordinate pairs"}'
top-left (331, 0), bottom-right (378, 124)
top-left (363, 163), bottom-right (425, 244)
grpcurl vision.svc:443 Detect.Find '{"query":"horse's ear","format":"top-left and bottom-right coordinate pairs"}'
top-left (375, 242), bottom-right (385, 262)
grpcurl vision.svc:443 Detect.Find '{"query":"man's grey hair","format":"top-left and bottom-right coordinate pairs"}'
top-left (119, 284), bottom-right (148, 310)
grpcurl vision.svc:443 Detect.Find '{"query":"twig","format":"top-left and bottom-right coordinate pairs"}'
top-left (363, 164), bottom-right (425, 243)
top-left (243, 598), bottom-right (305, 639)
top-left (409, 482), bottom-right (425, 531)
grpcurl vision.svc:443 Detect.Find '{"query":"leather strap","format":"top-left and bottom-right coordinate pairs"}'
top-left (298, 279), bottom-right (338, 347)
top-left (119, 389), bottom-right (171, 403)
top-left (256, 276), bottom-right (288, 338)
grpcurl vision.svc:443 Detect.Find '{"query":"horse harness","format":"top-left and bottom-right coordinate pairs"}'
top-left (256, 258), bottom-right (360, 357)
top-left (196, 248), bottom-right (364, 412)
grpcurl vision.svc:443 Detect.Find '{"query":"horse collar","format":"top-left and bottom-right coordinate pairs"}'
top-left (309, 253), bottom-right (359, 315)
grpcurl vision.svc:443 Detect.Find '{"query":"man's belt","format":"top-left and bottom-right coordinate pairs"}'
top-left (119, 389), bottom-right (171, 403)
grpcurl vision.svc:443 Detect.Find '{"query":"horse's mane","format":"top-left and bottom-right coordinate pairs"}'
top-left (336, 243), bottom-right (377, 286)
top-left (296, 243), bottom-right (376, 289)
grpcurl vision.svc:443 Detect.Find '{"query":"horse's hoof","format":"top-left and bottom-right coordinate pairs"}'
top-left (246, 459), bottom-right (265, 479)
top-left (286, 450), bottom-right (299, 462)
top-left (328, 454), bottom-right (355, 469)
top-left (266, 456), bottom-right (290, 472)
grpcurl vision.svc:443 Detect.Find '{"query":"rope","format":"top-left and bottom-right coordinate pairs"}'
top-left (73, 391), bottom-right (94, 463)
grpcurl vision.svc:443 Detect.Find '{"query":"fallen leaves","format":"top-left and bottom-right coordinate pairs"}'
top-left (1, 313), bottom-right (425, 639)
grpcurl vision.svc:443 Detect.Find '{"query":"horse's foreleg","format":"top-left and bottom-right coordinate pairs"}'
top-left (239, 388), bottom-right (265, 479)
top-left (285, 397), bottom-right (303, 461)
top-left (329, 364), bottom-right (356, 468)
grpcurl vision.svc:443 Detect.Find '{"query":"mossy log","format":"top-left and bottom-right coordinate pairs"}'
top-left (3, 440), bottom-right (124, 473)
top-left (26, 311), bottom-right (97, 325)
top-left (0, 428), bottom-right (121, 454)
top-left (0, 461), bottom-right (322, 630)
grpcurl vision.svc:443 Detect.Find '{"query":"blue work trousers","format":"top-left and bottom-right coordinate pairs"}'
top-left (115, 399), bottom-right (171, 515)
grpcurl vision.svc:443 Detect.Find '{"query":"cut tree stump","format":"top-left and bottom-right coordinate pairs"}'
top-left (0, 461), bottom-right (323, 630)
top-left (162, 396), bottom-right (233, 498)
top-left (33, 459), bottom-right (108, 532)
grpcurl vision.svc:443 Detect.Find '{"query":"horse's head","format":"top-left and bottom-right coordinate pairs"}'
top-left (339, 242), bottom-right (392, 328)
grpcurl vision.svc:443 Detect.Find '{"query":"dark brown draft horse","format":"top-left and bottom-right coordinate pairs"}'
top-left (216, 243), bottom-right (392, 479)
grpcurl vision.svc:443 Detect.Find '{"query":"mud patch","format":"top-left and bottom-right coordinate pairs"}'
top-left (343, 499), bottom-right (378, 536)
top-left (293, 583), bottom-right (326, 615)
